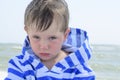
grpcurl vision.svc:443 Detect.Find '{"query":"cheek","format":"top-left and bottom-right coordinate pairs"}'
top-left (30, 40), bottom-right (40, 52)
top-left (49, 40), bottom-right (63, 51)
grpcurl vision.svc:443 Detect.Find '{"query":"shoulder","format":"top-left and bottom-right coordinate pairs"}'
top-left (5, 54), bottom-right (26, 79)
top-left (9, 53), bottom-right (24, 62)
top-left (8, 51), bottom-right (34, 70)
top-left (8, 54), bottom-right (25, 70)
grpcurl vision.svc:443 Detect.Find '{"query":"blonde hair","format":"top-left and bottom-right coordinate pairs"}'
top-left (24, 0), bottom-right (69, 32)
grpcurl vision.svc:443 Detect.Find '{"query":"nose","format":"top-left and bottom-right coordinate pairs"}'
top-left (39, 40), bottom-right (49, 50)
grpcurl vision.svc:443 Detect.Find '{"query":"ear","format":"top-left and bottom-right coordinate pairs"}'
top-left (24, 26), bottom-right (28, 33)
top-left (64, 27), bottom-right (70, 41)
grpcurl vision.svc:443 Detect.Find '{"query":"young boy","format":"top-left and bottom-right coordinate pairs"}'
top-left (5, 0), bottom-right (95, 79)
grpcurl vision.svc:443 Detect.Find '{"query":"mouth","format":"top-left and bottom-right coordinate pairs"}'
top-left (39, 53), bottom-right (50, 57)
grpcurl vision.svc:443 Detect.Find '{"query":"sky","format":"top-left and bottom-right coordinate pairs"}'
top-left (0, 0), bottom-right (120, 45)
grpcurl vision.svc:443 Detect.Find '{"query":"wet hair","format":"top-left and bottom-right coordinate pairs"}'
top-left (24, 0), bottom-right (69, 32)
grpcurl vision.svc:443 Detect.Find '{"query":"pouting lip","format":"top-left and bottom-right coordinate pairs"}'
top-left (39, 53), bottom-right (49, 54)
top-left (39, 53), bottom-right (50, 56)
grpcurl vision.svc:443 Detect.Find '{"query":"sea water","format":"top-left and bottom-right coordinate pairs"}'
top-left (90, 44), bottom-right (120, 80)
top-left (0, 43), bottom-right (120, 80)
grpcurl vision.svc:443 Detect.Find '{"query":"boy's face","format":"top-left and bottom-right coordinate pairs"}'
top-left (25, 20), bottom-right (70, 62)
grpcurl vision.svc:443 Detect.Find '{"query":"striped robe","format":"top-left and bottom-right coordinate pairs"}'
top-left (5, 28), bottom-right (95, 80)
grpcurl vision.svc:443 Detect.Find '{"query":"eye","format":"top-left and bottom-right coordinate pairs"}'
top-left (49, 36), bottom-right (57, 40)
top-left (33, 35), bottom-right (40, 39)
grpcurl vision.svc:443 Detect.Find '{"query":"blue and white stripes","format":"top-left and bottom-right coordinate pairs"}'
top-left (5, 28), bottom-right (95, 80)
